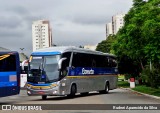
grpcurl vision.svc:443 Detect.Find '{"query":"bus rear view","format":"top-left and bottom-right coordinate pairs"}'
top-left (0, 51), bottom-right (20, 97)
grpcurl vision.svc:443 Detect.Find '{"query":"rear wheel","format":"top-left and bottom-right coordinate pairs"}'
top-left (99, 82), bottom-right (109, 94)
top-left (42, 95), bottom-right (47, 100)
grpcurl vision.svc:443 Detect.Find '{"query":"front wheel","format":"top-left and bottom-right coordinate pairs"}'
top-left (67, 84), bottom-right (76, 98)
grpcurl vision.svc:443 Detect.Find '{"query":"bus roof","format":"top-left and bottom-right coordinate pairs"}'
top-left (31, 46), bottom-right (116, 57)
top-left (0, 51), bottom-right (18, 55)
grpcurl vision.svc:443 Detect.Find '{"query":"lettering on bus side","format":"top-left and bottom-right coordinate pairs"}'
top-left (82, 68), bottom-right (94, 75)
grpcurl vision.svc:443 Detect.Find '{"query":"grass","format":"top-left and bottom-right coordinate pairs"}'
top-left (117, 81), bottom-right (160, 97)
top-left (118, 80), bottom-right (130, 88)
top-left (132, 85), bottom-right (160, 97)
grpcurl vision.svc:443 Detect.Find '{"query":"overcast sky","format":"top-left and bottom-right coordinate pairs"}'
top-left (0, 0), bottom-right (133, 56)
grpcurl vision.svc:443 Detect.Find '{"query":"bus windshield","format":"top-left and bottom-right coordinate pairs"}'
top-left (28, 55), bottom-right (60, 83)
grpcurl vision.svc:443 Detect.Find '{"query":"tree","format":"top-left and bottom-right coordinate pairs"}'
top-left (111, 0), bottom-right (160, 87)
top-left (96, 35), bottom-right (115, 53)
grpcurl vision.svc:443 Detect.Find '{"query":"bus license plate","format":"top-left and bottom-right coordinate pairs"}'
top-left (38, 91), bottom-right (44, 94)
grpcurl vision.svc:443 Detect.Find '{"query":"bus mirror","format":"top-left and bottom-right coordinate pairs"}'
top-left (58, 58), bottom-right (67, 70)
top-left (21, 59), bottom-right (29, 70)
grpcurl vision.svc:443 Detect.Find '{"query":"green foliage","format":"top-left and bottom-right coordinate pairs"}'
top-left (118, 81), bottom-right (130, 88)
top-left (133, 85), bottom-right (160, 97)
top-left (96, 0), bottom-right (160, 87)
top-left (96, 35), bottom-right (115, 53)
top-left (141, 65), bottom-right (160, 88)
top-left (112, 0), bottom-right (160, 76)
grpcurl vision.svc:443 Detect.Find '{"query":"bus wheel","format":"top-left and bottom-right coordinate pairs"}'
top-left (80, 92), bottom-right (89, 96)
top-left (42, 95), bottom-right (47, 100)
top-left (99, 82), bottom-right (109, 94)
top-left (68, 84), bottom-right (76, 98)
top-left (104, 82), bottom-right (109, 93)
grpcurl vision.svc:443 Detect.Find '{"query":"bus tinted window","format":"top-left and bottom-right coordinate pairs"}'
top-left (60, 52), bottom-right (71, 77)
top-left (108, 57), bottom-right (117, 67)
top-left (72, 53), bottom-right (92, 67)
top-left (0, 55), bottom-right (16, 72)
top-left (72, 53), bottom-right (116, 68)
top-left (61, 52), bottom-right (71, 68)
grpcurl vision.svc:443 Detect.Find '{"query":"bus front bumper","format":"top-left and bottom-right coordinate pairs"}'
top-left (27, 87), bottom-right (62, 96)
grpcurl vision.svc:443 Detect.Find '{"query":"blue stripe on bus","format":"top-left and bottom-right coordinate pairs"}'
top-left (0, 82), bottom-right (17, 87)
top-left (0, 72), bottom-right (17, 87)
top-left (68, 67), bottom-right (118, 76)
top-left (31, 52), bottom-right (61, 56)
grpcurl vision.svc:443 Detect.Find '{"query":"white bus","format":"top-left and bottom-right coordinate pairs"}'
top-left (26, 46), bottom-right (118, 100)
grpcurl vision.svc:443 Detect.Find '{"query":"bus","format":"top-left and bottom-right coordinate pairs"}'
top-left (0, 51), bottom-right (20, 97)
top-left (27, 46), bottom-right (118, 100)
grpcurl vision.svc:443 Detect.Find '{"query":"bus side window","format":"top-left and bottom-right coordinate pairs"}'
top-left (108, 57), bottom-right (117, 68)
top-left (61, 52), bottom-right (71, 76)
top-left (72, 53), bottom-right (93, 68)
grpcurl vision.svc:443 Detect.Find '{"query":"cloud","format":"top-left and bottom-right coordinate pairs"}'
top-left (0, 0), bottom-right (133, 56)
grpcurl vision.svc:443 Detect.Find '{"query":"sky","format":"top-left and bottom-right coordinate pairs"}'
top-left (0, 0), bottom-right (133, 56)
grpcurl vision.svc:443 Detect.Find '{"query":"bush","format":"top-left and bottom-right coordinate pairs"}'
top-left (141, 65), bottom-right (160, 88)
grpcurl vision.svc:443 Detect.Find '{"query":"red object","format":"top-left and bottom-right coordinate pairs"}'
top-left (130, 78), bottom-right (135, 82)
top-left (38, 91), bottom-right (44, 94)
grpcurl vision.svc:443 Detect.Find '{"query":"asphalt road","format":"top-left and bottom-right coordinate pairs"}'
top-left (0, 88), bottom-right (160, 113)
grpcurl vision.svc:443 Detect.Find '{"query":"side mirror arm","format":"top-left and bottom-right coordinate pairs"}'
top-left (58, 58), bottom-right (67, 70)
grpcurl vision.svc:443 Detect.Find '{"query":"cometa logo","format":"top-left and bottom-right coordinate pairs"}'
top-left (82, 68), bottom-right (94, 75)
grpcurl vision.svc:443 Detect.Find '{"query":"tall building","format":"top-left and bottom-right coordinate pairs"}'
top-left (112, 14), bottom-right (125, 34)
top-left (106, 14), bottom-right (125, 38)
top-left (106, 22), bottom-right (113, 38)
top-left (32, 20), bottom-right (52, 51)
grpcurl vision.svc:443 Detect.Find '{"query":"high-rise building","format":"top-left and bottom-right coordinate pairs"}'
top-left (106, 14), bottom-right (125, 38)
top-left (32, 20), bottom-right (52, 51)
top-left (106, 22), bottom-right (113, 38)
top-left (112, 14), bottom-right (125, 34)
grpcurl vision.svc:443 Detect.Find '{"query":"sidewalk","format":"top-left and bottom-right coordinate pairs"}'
top-left (119, 87), bottom-right (160, 100)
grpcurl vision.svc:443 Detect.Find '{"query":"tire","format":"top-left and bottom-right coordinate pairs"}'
top-left (42, 95), bottom-right (47, 100)
top-left (104, 82), bottom-right (109, 94)
top-left (67, 84), bottom-right (76, 98)
top-left (99, 82), bottom-right (109, 94)
top-left (80, 92), bottom-right (89, 96)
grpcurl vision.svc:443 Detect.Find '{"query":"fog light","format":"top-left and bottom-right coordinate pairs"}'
top-left (27, 91), bottom-right (31, 94)
top-left (53, 90), bottom-right (57, 94)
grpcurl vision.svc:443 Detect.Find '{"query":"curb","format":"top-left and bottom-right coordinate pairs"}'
top-left (119, 87), bottom-right (160, 100)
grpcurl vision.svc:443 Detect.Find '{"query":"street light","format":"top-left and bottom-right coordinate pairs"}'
top-left (20, 48), bottom-right (24, 53)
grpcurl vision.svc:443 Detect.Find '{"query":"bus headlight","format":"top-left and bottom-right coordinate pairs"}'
top-left (27, 91), bottom-right (31, 94)
top-left (53, 90), bottom-right (57, 94)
